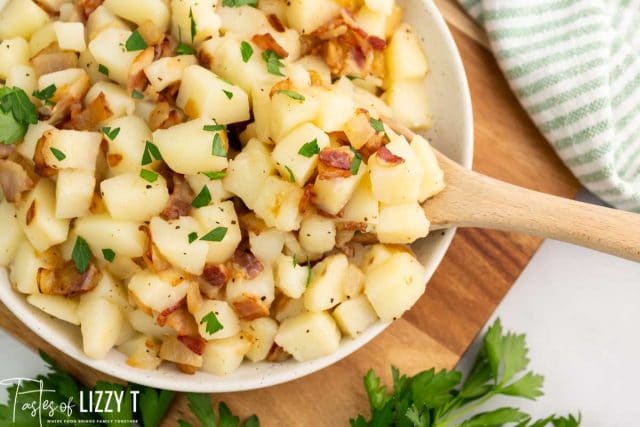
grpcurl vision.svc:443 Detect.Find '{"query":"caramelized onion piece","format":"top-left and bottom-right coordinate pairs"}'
top-left (176, 335), bottom-right (206, 356)
top-left (160, 173), bottom-right (193, 220)
top-left (251, 33), bottom-right (289, 59)
top-left (165, 307), bottom-right (199, 337)
top-left (376, 145), bottom-right (404, 165)
top-left (0, 159), bottom-right (35, 203)
top-left (128, 46), bottom-right (154, 93)
top-left (232, 295), bottom-right (270, 321)
top-left (230, 249), bottom-right (264, 280)
top-left (37, 261), bottom-right (101, 297)
top-left (31, 45), bottom-right (78, 76)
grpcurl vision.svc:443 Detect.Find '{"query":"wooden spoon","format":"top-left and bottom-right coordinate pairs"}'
top-left (387, 121), bottom-right (640, 263)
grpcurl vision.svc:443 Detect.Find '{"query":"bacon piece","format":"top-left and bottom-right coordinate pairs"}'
top-left (230, 250), bottom-right (264, 280)
top-left (160, 173), bottom-right (193, 220)
top-left (165, 308), bottom-right (199, 337)
top-left (368, 36), bottom-right (386, 50)
top-left (202, 263), bottom-right (231, 287)
top-left (177, 335), bottom-right (206, 356)
top-left (232, 294), bottom-right (269, 320)
top-left (156, 298), bottom-right (186, 327)
top-left (317, 147), bottom-right (353, 179)
top-left (0, 159), bottom-right (35, 203)
top-left (376, 145), bottom-right (405, 165)
top-left (251, 33), bottom-right (289, 58)
top-left (37, 262), bottom-right (101, 297)
top-left (267, 14), bottom-right (285, 32)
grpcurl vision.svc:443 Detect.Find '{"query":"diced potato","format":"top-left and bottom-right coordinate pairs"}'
top-left (202, 335), bottom-right (251, 375)
top-left (304, 253), bottom-right (348, 312)
top-left (249, 228), bottom-right (286, 265)
top-left (195, 300), bottom-right (240, 340)
top-left (55, 169), bottom-right (96, 219)
top-left (312, 163), bottom-right (367, 215)
top-left (82, 271), bottom-right (128, 308)
top-left (275, 311), bottom-right (341, 361)
top-left (153, 118), bottom-right (228, 175)
top-left (251, 84), bottom-right (274, 141)
top-left (257, 0), bottom-right (287, 23)
top-left (128, 270), bottom-right (189, 313)
top-left (120, 335), bottom-right (162, 370)
top-left (223, 141), bottom-right (274, 209)
top-left (101, 173), bottom-right (169, 222)
top-left (6, 65), bottom-right (36, 101)
top-left (269, 90), bottom-right (320, 142)
top-left (364, 252), bottom-right (426, 321)
top-left (282, 231), bottom-right (322, 262)
top-left (37, 68), bottom-right (90, 107)
top-left (217, 5), bottom-right (270, 39)
top-left (410, 135), bottom-right (445, 201)
top-left (150, 216), bottom-right (209, 275)
top-left (299, 214), bottom-right (336, 255)
top-left (88, 28), bottom-right (139, 85)
top-left (361, 244), bottom-right (402, 272)
top-left (170, 0), bottom-right (220, 44)
top-left (115, 316), bottom-right (136, 345)
top-left (29, 24), bottom-right (57, 57)
top-left (79, 296), bottom-right (123, 358)
top-left (369, 136), bottom-right (423, 204)
top-left (159, 336), bottom-right (203, 368)
top-left (272, 29), bottom-right (302, 61)
top-left (0, 38), bottom-right (29, 80)
top-left (27, 294), bottom-right (79, 325)
top-left (272, 123), bottom-right (330, 186)
top-left (104, 256), bottom-right (142, 281)
top-left (285, 0), bottom-right (341, 34)
top-left (342, 263), bottom-right (365, 299)
top-left (0, 0), bottom-right (49, 39)
top-left (253, 176), bottom-right (304, 231)
top-left (74, 214), bottom-right (148, 258)
top-left (19, 122), bottom-right (54, 161)
top-left (177, 65), bottom-right (250, 124)
top-left (273, 295), bottom-right (305, 323)
top-left (85, 81), bottom-right (136, 119)
top-left (53, 22), bottom-right (86, 52)
top-left (9, 241), bottom-right (44, 294)
top-left (314, 87), bottom-right (357, 133)
top-left (385, 23), bottom-right (429, 83)
top-left (295, 55), bottom-right (331, 85)
top-left (333, 295), bottom-right (378, 337)
top-left (128, 309), bottom-right (176, 338)
top-left (226, 266), bottom-right (275, 307)
top-left (104, 0), bottom-right (170, 32)
top-left (17, 180), bottom-right (70, 252)
top-left (340, 175), bottom-right (379, 232)
top-left (243, 317), bottom-right (278, 362)
top-left (0, 201), bottom-right (24, 266)
top-left (191, 201), bottom-right (242, 264)
top-left (274, 253), bottom-right (309, 299)
top-left (103, 115), bottom-right (154, 175)
top-left (144, 55), bottom-right (197, 92)
top-left (86, 5), bottom-right (129, 41)
top-left (185, 174), bottom-right (232, 203)
top-left (385, 79), bottom-right (432, 129)
top-left (355, 6), bottom-right (387, 38)
top-left (40, 129), bottom-right (101, 172)
top-left (377, 203), bottom-right (430, 244)
top-left (59, 3), bottom-right (82, 22)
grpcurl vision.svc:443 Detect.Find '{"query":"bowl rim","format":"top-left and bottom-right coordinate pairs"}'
top-left (0, 0), bottom-right (474, 393)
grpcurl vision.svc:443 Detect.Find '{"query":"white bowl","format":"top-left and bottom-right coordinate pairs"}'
top-left (0, 0), bottom-right (473, 392)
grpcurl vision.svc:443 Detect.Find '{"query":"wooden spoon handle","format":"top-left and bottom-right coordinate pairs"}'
top-left (424, 156), bottom-right (640, 262)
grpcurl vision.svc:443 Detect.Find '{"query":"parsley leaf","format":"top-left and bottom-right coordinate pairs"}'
top-left (192, 185), bottom-right (212, 208)
top-left (240, 41), bottom-right (254, 62)
top-left (350, 148), bottom-right (362, 175)
top-left (262, 50), bottom-right (285, 76)
top-left (284, 165), bottom-right (295, 182)
top-left (101, 126), bottom-right (120, 141)
top-left (200, 227), bottom-right (228, 242)
top-left (188, 232), bottom-right (198, 244)
top-left (132, 89), bottom-right (144, 99)
top-left (33, 84), bottom-right (57, 105)
top-left (203, 123), bottom-right (226, 132)
top-left (211, 133), bottom-right (227, 157)
top-left (189, 8), bottom-right (196, 42)
top-left (200, 312), bottom-right (224, 335)
top-left (223, 89), bottom-right (234, 99)
top-left (0, 108), bottom-right (28, 144)
top-left (277, 90), bottom-right (305, 101)
top-left (0, 86), bottom-right (37, 143)
top-left (222, 0), bottom-right (257, 6)
top-left (460, 407), bottom-right (529, 426)
top-left (71, 236), bottom-right (91, 273)
top-left (50, 147), bottom-right (66, 161)
top-left (369, 117), bottom-right (390, 141)
top-left (201, 171), bottom-right (226, 180)
top-left (140, 169), bottom-right (159, 183)
top-left (298, 139), bottom-right (320, 157)
top-left (98, 64), bottom-right (109, 76)
top-left (181, 393), bottom-right (259, 427)
top-left (141, 141), bottom-right (162, 165)
top-left (125, 30), bottom-right (147, 51)
top-left (136, 386), bottom-right (176, 427)
top-left (176, 42), bottom-right (195, 55)
top-left (102, 248), bottom-right (116, 262)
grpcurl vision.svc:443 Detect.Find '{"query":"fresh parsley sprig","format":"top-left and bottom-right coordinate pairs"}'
top-left (0, 86), bottom-right (38, 144)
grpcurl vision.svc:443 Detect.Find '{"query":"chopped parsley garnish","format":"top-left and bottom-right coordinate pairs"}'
top-left (101, 126), bottom-right (120, 141)
top-left (188, 232), bottom-right (198, 244)
top-left (0, 86), bottom-right (38, 144)
top-left (33, 84), bottom-right (56, 106)
top-left (72, 236), bottom-right (91, 273)
top-left (350, 147), bottom-right (363, 176)
top-left (222, 89), bottom-right (234, 99)
top-left (292, 254), bottom-right (297, 267)
top-left (189, 8), bottom-right (196, 42)
top-left (306, 259), bottom-right (312, 286)
top-left (200, 311), bottom-right (224, 335)
top-left (298, 139), bottom-right (320, 157)
top-left (200, 227), bottom-right (228, 242)
top-left (203, 123), bottom-right (226, 132)
top-left (131, 89), bottom-right (144, 99)
top-left (102, 248), bottom-right (116, 262)
top-left (240, 41), bottom-right (253, 62)
top-left (369, 117), bottom-right (390, 140)
top-left (277, 90), bottom-right (305, 101)
top-left (284, 165), bottom-right (296, 182)
top-left (140, 169), bottom-right (159, 183)
top-left (141, 141), bottom-right (162, 165)
top-left (222, 0), bottom-right (257, 6)
top-left (211, 133), bottom-right (227, 157)
top-left (98, 64), bottom-right (109, 76)
top-left (201, 171), bottom-right (226, 180)
top-left (262, 50), bottom-right (285, 76)
top-left (176, 42), bottom-right (195, 55)
top-left (50, 147), bottom-right (66, 161)
top-left (125, 30), bottom-right (147, 51)
top-left (192, 185), bottom-right (212, 208)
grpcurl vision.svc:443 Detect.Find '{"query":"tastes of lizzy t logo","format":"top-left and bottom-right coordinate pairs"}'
top-left (0, 377), bottom-right (140, 425)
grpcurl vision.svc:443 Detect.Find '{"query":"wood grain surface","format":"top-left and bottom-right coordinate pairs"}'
top-left (0, 2), bottom-right (582, 426)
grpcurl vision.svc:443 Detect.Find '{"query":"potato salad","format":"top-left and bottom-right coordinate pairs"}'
top-left (0, 0), bottom-right (445, 375)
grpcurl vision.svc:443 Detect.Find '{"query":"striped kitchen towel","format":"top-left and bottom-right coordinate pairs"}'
top-left (457, 0), bottom-right (640, 212)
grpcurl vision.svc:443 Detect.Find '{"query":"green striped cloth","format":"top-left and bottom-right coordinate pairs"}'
top-left (458, 0), bottom-right (640, 212)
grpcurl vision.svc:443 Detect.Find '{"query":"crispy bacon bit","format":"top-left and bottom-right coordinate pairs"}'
top-left (317, 147), bottom-right (353, 179)
top-left (266, 344), bottom-right (291, 362)
top-left (336, 221), bottom-right (368, 232)
top-left (128, 47), bottom-right (154, 93)
top-left (269, 78), bottom-right (294, 98)
top-left (376, 145), bottom-right (405, 165)
top-left (165, 308), bottom-right (199, 337)
top-left (267, 14), bottom-right (286, 32)
top-left (251, 33), bottom-right (289, 58)
top-left (106, 154), bottom-right (123, 167)
top-left (25, 201), bottom-right (36, 225)
top-left (160, 173), bottom-right (193, 220)
top-left (230, 249), bottom-right (264, 280)
top-left (0, 159), bottom-right (35, 203)
top-left (77, 0), bottom-right (103, 20)
top-left (202, 263), bottom-right (231, 287)
top-left (299, 183), bottom-right (314, 214)
top-left (31, 46), bottom-right (78, 76)
top-left (359, 133), bottom-right (387, 162)
top-left (232, 294), bottom-right (270, 320)
top-left (177, 335), bottom-right (206, 356)
top-left (156, 298), bottom-right (186, 327)
top-left (37, 262), bottom-right (101, 297)
top-left (148, 101), bottom-right (185, 131)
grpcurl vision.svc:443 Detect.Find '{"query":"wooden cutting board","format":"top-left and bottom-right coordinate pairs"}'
top-left (0, 2), bottom-right (581, 426)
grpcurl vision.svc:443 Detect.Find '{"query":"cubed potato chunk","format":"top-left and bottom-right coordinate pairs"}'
top-left (101, 173), bottom-right (169, 222)
top-left (314, 88), bottom-right (357, 133)
top-left (150, 216), bottom-right (209, 275)
top-left (41, 129), bottom-right (101, 172)
top-left (185, 174), bottom-right (232, 203)
top-left (171, 0), bottom-right (220, 44)
top-left (299, 214), bottom-right (336, 255)
top-left (249, 228), bottom-right (286, 265)
top-left (377, 203), bottom-right (430, 244)
top-left (333, 295), bottom-right (379, 337)
top-left (243, 317), bottom-right (279, 362)
top-left (55, 169), bottom-right (96, 219)
top-left (19, 121), bottom-right (54, 161)
top-left (88, 28), bottom-right (139, 85)
top-left (191, 201), bottom-right (242, 264)
top-left (0, 201), bottom-right (24, 266)
top-left (86, 5), bottom-right (129, 41)
top-left (104, 0), bottom-right (170, 32)
top-left (386, 23), bottom-right (429, 82)
top-left (153, 118), bottom-right (228, 175)
top-left (79, 296), bottom-right (123, 358)
top-left (128, 309), bottom-right (176, 338)
top-left (385, 79), bottom-right (432, 129)
top-left (18, 180), bottom-right (70, 252)
top-left (253, 176), bottom-right (304, 231)
top-left (269, 90), bottom-right (320, 142)
top-left (74, 214), bottom-right (148, 258)
top-left (6, 65), bottom-right (37, 101)
top-left (312, 163), bottom-right (367, 215)
top-left (0, 0), bottom-right (49, 40)
top-left (218, 5), bottom-right (269, 38)
top-left (223, 140), bottom-right (274, 209)
top-left (365, 0), bottom-right (393, 15)
top-left (177, 65), bottom-right (250, 124)
top-left (275, 311), bottom-right (341, 361)
top-left (85, 81), bottom-right (136, 119)
top-left (340, 175), bottom-right (379, 232)
top-left (27, 294), bottom-right (79, 325)
top-left (159, 336), bottom-right (203, 367)
top-left (120, 335), bottom-right (162, 370)
top-left (202, 335), bottom-right (251, 376)
top-left (364, 252), bottom-right (426, 321)
top-left (195, 300), bottom-right (240, 340)
top-left (144, 55), bottom-right (197, 92)
top-left (304, 253), bottom-right (348, 312)
top-left (410, 135), bottom-right (445, 201)
top-left (53, 22), bottom-right (86, 52)
top-left (273, 295), bottom-right (305, 323)
top-left (103, 115), bottom-right (154, 175)
top-left (82, 271), bottom-right (128, 308)
top-left (355, 6), bottom-right (387, 39)
top-left (29, 24), bottom-right (57, 57)
top-left (342, 263), bottom-right (365, 299)
top-left (272, 123), bottom-right (330, 186)
top-left (128, 270), bottom-right (189, 313)
top-left (295, 55), bottom-right (331, 86)
top-left (226, 266), bottom-right (275, 307)
top-left (9, 241), bottom-right (44, 294)
top-left (285, 0), bottom-right (340, 34)
top-left (369, 136), bottom-right (423, 204)
top-left (275, 253), bottom-right (309, 299)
